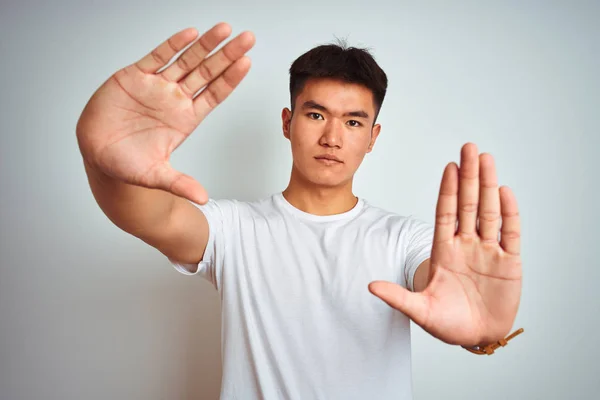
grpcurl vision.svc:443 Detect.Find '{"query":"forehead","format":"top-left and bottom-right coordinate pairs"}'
top-left (296, 78), bottom-right (375, 115)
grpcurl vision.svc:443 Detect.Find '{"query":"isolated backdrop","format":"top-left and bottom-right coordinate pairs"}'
top-left (1, 1), bottom-right (599, 399)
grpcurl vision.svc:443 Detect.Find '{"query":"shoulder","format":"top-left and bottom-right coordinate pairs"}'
top-left (359, 200), bottom-right (410, 228)
top-left (359, 200), bottom-right (433, 236)
top-left (200, 194), bottom-right (280, 221)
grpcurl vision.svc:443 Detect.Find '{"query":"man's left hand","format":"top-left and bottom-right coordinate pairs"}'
top-left (369, 143), bottom-right (522, 347)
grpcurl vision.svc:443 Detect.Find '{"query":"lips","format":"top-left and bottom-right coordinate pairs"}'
top-left (315, 154), bottom-right (342, 163)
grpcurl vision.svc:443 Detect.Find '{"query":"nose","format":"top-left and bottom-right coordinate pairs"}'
top-left (319, 119), bottom-right (343, 148)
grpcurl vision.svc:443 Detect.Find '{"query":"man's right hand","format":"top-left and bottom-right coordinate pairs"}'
top-left (76, 23), bottom-right (255, 205)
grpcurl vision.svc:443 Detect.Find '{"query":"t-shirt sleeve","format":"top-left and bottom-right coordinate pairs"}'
top-left (403, 216), bottom-right (434, 292)
top-left (168, 198), bottom-right (237, 291)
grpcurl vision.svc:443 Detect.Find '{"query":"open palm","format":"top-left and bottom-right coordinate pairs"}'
top-left (370, 144), bottom-right (522, 347)
top-left (76, 23), bottom-right (255, 204)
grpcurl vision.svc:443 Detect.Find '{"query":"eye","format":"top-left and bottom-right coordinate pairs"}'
top-left (347, 120), bottom-right (362, 127)
top-left (307, 112), bottom-right (323, 120)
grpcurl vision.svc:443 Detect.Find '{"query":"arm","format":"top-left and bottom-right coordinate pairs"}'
top-left (84, 160), bottom-right (209, 268)
top-left (413, 258), bottom-right (431, 293)
top-left (76, 24), bottom-right (254, 271)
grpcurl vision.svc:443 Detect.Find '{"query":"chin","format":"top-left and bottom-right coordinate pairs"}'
top-left (304, 169), bottom-right (350, 188)
top-left (292, 160), bottom-right (353, 189)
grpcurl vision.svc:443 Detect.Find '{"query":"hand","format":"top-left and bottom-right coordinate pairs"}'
top-left (76, 23), bottom-right (255, 204)
top-left (369, 143), bottom-right (522, 347)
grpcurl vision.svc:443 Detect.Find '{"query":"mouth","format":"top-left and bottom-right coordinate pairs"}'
top-left (314, 155), bottom-right (343, 164)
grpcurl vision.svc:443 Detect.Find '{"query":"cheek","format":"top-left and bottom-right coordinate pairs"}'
top-left (290, 137), bottom-right (309, 157)
top-left (289, 126), bottom-right (317, 155)
top-left (346, 137), bottom-right (371, 161)
top-left (289, 140), bottom-right (313, 172)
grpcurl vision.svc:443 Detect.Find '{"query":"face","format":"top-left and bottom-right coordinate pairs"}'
top-left (282, 78), bottom-right (381, 189)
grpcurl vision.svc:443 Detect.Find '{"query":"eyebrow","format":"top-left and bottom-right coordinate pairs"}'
top-left (301, 100), bottom-right (370, 119)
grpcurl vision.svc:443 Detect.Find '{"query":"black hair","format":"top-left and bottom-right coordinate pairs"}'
top-left (289, 39), bottom-right (388, 121)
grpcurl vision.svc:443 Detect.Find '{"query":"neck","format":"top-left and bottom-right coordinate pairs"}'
top-left (282, 167), bottom-right (358, 216)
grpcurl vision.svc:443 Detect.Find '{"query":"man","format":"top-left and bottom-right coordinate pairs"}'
top-left (76, 22), bottom-right (522, 399)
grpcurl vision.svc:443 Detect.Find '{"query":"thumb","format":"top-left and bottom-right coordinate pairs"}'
top-left (156, 163), bottom-right (209, 205)
top-left (368, 281), bottom-right (430, 326)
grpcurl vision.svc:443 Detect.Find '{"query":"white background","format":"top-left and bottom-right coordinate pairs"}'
top-left (1, 0), bottom-right (598, 398)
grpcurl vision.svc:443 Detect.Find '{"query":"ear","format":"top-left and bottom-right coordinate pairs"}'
top-left (282, 108), bottom-right (292, 140)
top-left (367, 124), bottom-right (381, 153)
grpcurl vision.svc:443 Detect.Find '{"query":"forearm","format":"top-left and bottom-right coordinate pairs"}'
top-left (83, 159), bottom-right (176, 241)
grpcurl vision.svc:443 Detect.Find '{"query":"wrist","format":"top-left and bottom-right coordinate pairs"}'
top-left (461, 328), bottom-right (524, 355)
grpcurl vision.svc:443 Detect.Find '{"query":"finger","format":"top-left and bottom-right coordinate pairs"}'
top-left (156, 162), bottom-right (209, 205)
top-left (161, 22), bottom-right (232, 83)
top-left (193, 56), bottom-right (252, 120)
top-left (433, 162), bottom-right (459, 245)
top-left (181, 31), bottom-right (255, 97)
top-left (478, 153), bottom-right (501, 244)
top-left (499, 186), bottom-right (521, 255)
top-left (368, 281), bottom-right (430, 327)
top-left (135, 28), bottom-right (199, 74)
top-left (458, 143), bottom-right (479, 237)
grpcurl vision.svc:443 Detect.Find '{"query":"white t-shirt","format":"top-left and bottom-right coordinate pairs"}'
top-left (170, 193), bottom-right (433, 400)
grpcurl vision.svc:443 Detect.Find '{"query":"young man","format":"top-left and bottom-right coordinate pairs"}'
top-left (77, 22), bottom-right (523, 399)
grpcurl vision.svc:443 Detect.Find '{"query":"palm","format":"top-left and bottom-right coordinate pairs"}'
top-left (76, 23), bottom-right (255, 204)
top-left (420, 235), bottom-right (522, 345)
top-left (370, 144), bottom-right (522, 347)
